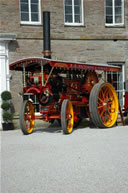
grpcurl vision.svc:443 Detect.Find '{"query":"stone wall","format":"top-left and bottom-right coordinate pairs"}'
top-left (0, 0), bottom-right (128, 40)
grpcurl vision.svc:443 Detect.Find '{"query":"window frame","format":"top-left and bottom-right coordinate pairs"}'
top-left (105, 0), bottom-right (124, 27)
top-left (107, 62), bottom-right (125, 109)
top-left (64, 0), bottom-right (84, 26)
top-left (20, 0), bottom-right (41, 25)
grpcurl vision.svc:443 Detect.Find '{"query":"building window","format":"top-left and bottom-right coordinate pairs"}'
top-left (105, 0), bottom-right (124, 26)
top-left (20, 0), bottom-right (41, 24)
top-left (64, 0), bottom-right (84, 26)
top-left (107, 63), bottom-right (125, 108)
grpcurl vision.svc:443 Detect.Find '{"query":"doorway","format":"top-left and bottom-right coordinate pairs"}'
top-left (0, 41), bottom-right (9, 127)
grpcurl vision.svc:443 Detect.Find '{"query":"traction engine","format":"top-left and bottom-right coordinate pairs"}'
top-left (9, 58), bottom-right (120, 135)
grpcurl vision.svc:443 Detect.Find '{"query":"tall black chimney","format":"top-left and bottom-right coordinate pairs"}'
top-left (43, 11), bottom-right (52, 58)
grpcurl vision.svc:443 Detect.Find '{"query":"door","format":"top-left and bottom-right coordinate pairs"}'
top-left (0, 41), bottom-right (9, 127)
top-left (107, 63), bottom-right (125, 109)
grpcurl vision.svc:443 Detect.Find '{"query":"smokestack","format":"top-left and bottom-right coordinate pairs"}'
top-left (43, 11), bottom-right (52, 58)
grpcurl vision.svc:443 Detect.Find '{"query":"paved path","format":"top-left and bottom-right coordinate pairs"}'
top-left (1, 122), bottom-right (128, 193)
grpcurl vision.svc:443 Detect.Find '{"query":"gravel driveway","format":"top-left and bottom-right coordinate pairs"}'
top-left (1, 121), bottom-right (128, 193)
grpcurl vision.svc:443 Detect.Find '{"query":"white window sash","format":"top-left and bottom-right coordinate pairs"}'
top-left (113, 0), bottom-right (115, 24)
top-left (29, 0), bottom-right (31, 22)
top-left (105, 0), bottom-right (124, 26)
top-left (64, 0), bottom-right (84, 26)
top-left (20, 0), bottom-right (41, 25)
top-left (72, 0), bottom-right (74, 23)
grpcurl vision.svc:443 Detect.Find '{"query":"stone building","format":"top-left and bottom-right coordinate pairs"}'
top-left (0, 0), bottom-right (128, 126)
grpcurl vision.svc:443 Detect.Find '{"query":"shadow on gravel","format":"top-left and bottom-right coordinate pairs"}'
top-left (33, 119), bottom-right (91, 134)
top-left (125, 117), bottom-right (128, 125)
top-left (33, 121), bottom-right (62, 134)
top-left (34, 127), bottom-right (62, 134)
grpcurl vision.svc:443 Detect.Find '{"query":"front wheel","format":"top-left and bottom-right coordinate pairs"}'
top-left (89, 82), bottom-right (119, 128)
top-left (61, 99), bottom-right (74, 134)
top-left (20, 101), bottom-right (35, 135)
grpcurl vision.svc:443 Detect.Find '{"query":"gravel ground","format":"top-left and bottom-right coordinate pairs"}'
top-left (1, 121), bottom-right (128, 193)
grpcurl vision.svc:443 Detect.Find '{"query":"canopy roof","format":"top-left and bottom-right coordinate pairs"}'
top-left (9, 57), bottom-right (120, 72)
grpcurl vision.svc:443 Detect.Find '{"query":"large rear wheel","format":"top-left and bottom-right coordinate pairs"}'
top-left (61, 99), bottom-right (74, 134)
top-left (89, 82), bottom-right (119, 128)
top-left (20, 101), bottom-right (35, 135)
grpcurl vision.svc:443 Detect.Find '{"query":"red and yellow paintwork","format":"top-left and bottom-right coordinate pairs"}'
top-left (9, 57), bottom-right (123, 134)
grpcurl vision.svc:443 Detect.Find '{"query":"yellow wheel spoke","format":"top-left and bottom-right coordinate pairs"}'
top-left (108, 101), bottom-right (112, 105)
top-left (98, 97), bottom-right (104, 103)
top-left (99, 109), bottom-right (105, 117)
top-left (98, 105), bottom-right (104, 109)
top-left (104, 87), bottom-right (108, 96)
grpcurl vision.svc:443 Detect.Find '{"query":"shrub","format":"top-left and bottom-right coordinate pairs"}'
top-left (1, 91), bottom-right (12, 101)
top-left (1, 91), bottom-right (13, 123)
top-left (1, 102), bottom-right (11, 111)
top-left (2, 112), bottom-right (13, 122)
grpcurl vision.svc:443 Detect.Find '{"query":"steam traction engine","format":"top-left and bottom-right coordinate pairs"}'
top-left (9, 58), bottom-right (120, 134)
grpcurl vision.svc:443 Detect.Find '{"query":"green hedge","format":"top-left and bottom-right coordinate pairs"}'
top-left (1, 91), bottom-right (12, 101)
top-left (1, 102), bottom-right (11, 111)
top-left (2, 112), bottom-right (13, 122)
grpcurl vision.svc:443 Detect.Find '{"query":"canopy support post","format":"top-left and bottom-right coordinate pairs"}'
top-left (104, 71), bottom-right (107, 82)
top-left (41, 61), bottom-right (44, 86)
top-left (23, 64), bottom-right (26, 87)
